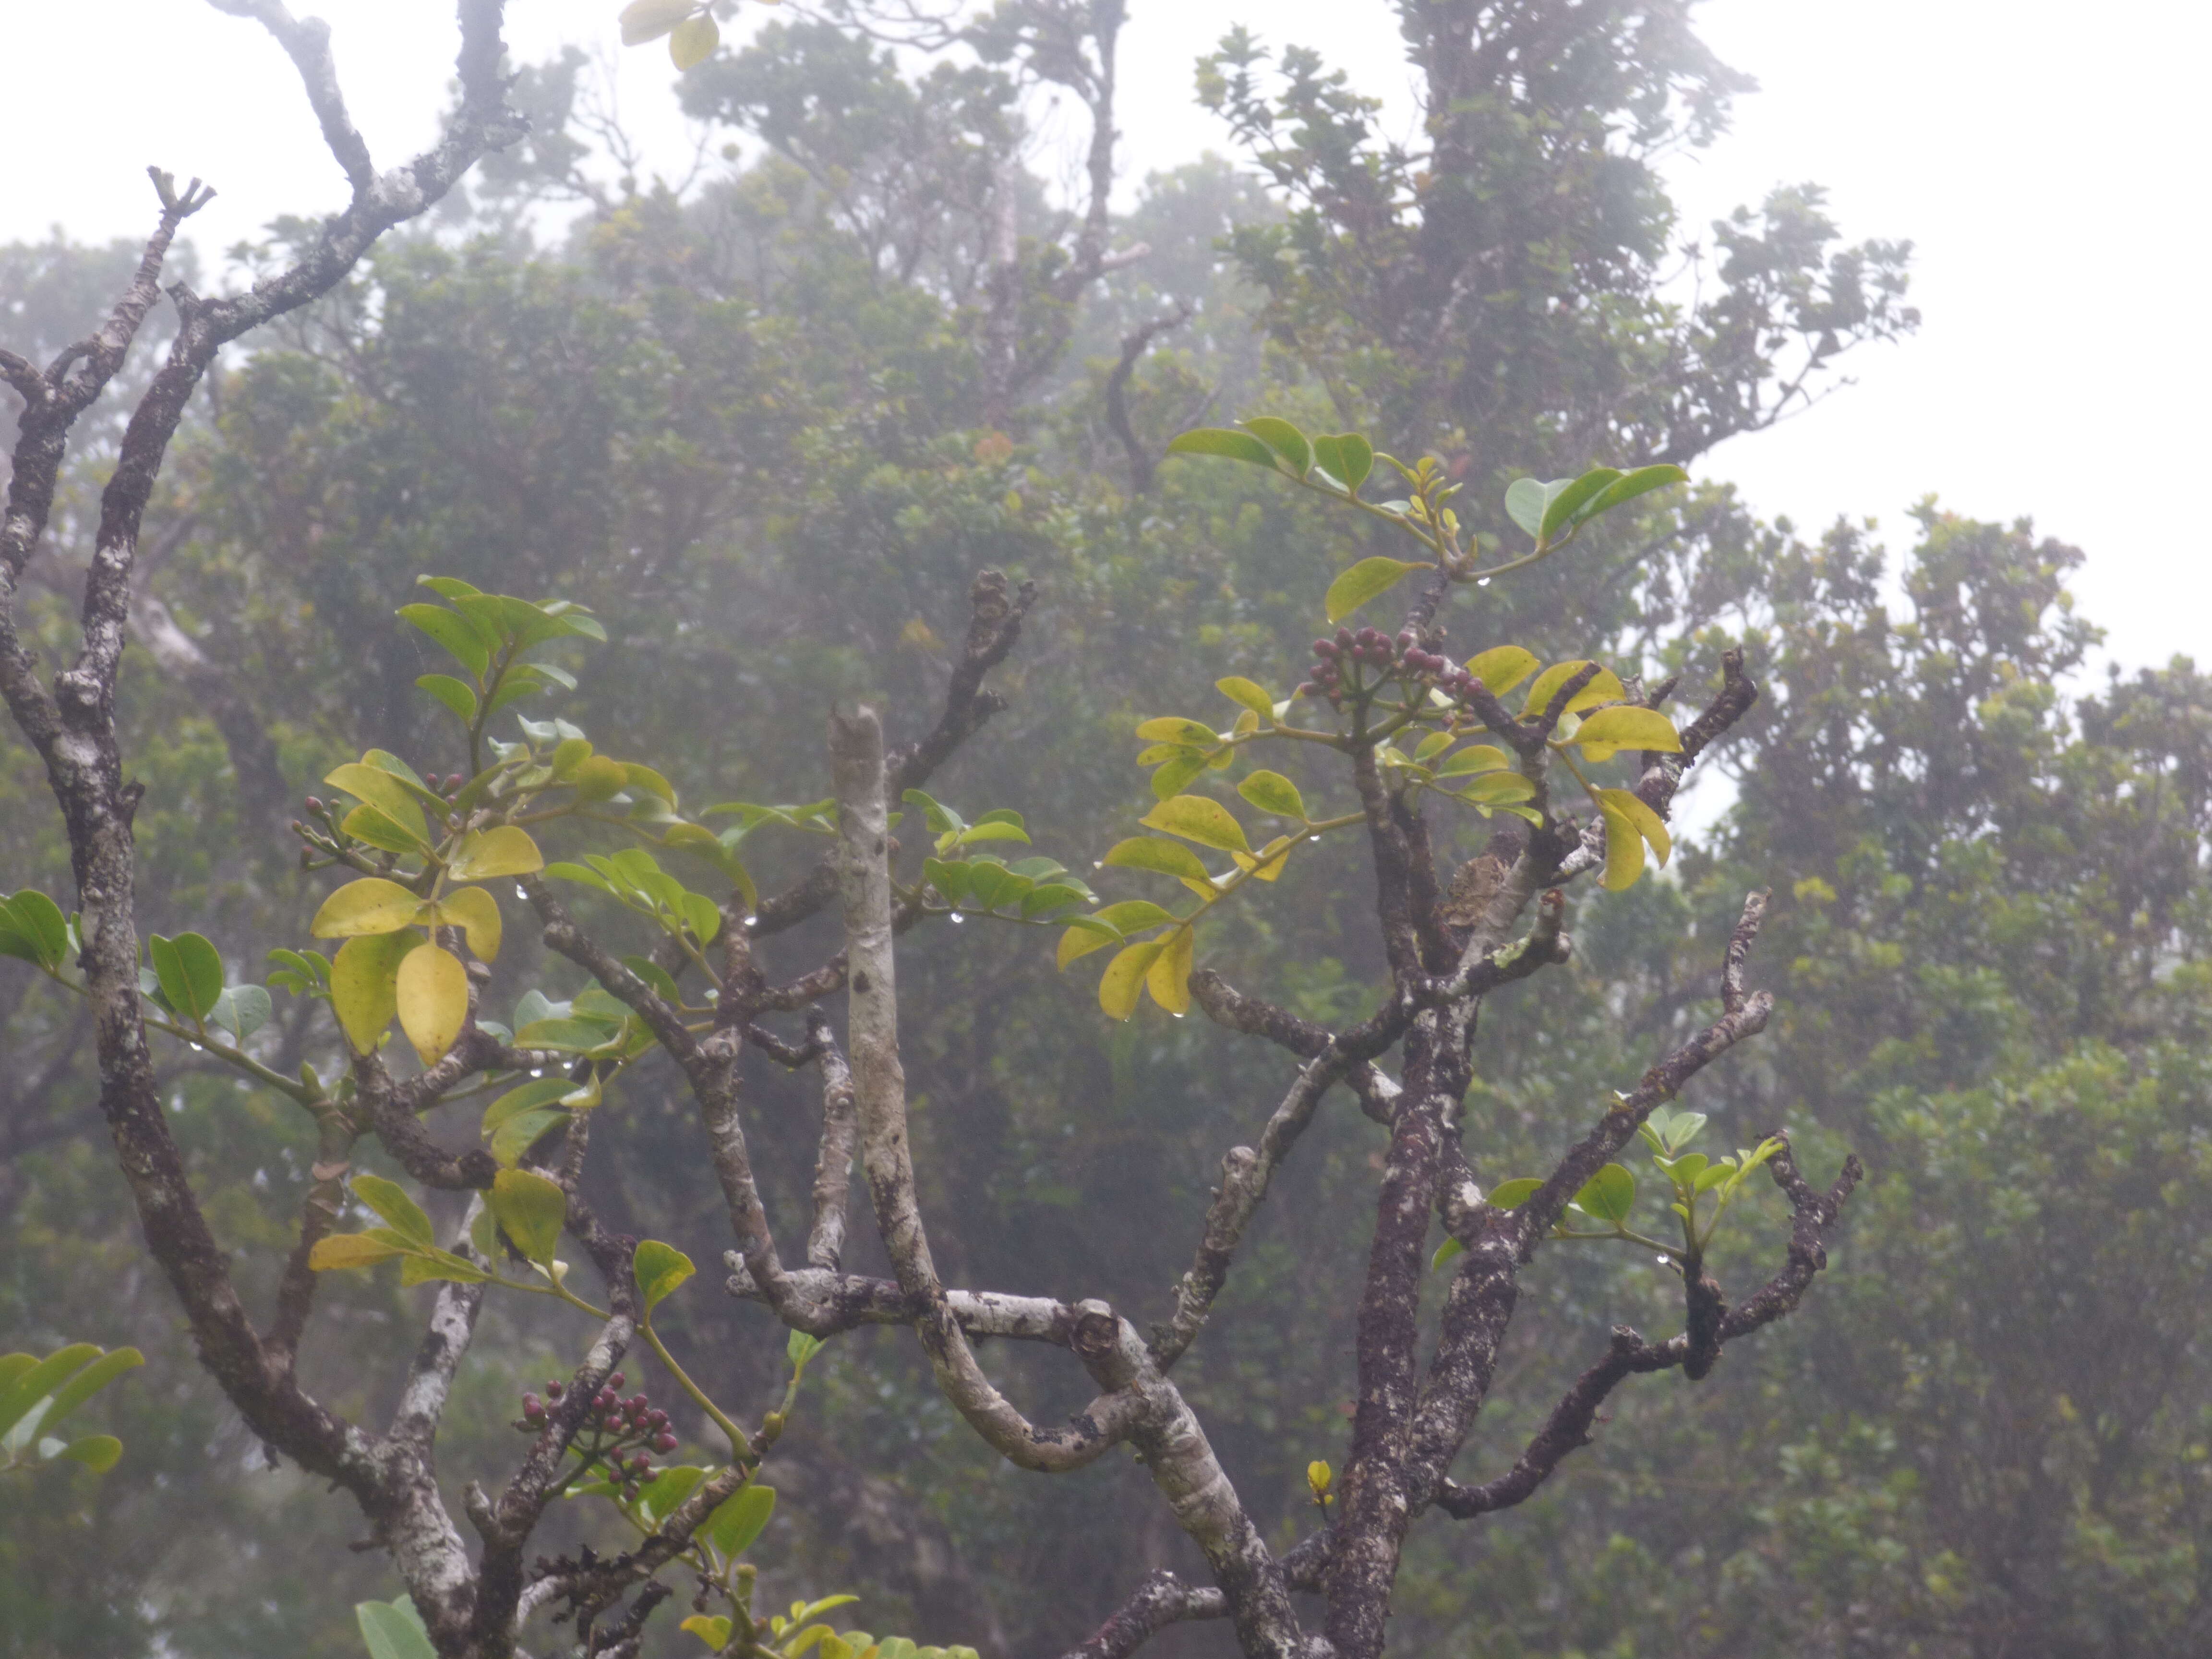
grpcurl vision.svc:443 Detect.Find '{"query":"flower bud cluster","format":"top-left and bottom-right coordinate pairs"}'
top-left (1299, 626), bottom-right (1455, 706)
top-left (515, 1371), bottom-right (681, 1504)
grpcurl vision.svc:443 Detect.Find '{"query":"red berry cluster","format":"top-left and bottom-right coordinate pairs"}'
top-left (1300, 627), bottom-right (1454, 706)
top-left (516, 1371), bottom-right (681, 1504)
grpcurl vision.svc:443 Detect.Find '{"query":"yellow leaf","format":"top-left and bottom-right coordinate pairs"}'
top-left (1146, 927), bottom-right (1194, 1014)
top-left (1597, 788), bottom-right (1671, 867)
top-left (330, 931), bottom-right (413, 1053)
top-left (1599, 802), bottom-right (1646, 891)
top-left (448, 826), bottom-right (543, 881)
top-left (396, 942), bottom-right (470, 1065)
top-left (1057, 920), bottom-right (1119, 969)
top-left (1216, 676), bottom-right (1276, 721)
top-left (1139, 794), bottom-right (1250, 854)
top-left (1102, 836), bottom-right (1212, 881)
top-left (1246, 835), bottom-right (1293, 881)
top-left (1570, 706), bottom-right (1682, 755)
top-left (433, 885), bottom-right (502, 960)
top-left (570, 754), bottom-right (629, 801)
top-left (669, 10), bottom-right (718, 67)
top-left (308, 1232), bottom-right (406, 1272)
top-left (1464, 645), bottom-right (1539, 695)
top-left (1522, 661), bottom-right (1626, 721)
top-left (1324, 556), bottom-right (1432, 623)
top-left (311, 877), bottom-right (426, 938)
top-left (619, 0), bottom-right (697, 44)
top-left (1098, 940), bottom-right (1165, 1021)
top-left (325, 762), bottom-right (431, 845)
top-left (1436, 744), bottom-right (1511, 778)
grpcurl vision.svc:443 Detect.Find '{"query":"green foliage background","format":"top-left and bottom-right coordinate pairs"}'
top-left (3, 5), bottom-right (2208, 1656)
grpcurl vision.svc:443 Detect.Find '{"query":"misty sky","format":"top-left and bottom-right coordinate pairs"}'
top-left (3, 0), bottom-right (2203, 675)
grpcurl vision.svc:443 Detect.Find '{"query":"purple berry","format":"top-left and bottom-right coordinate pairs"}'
top-left (653, 1432), bottom-right (678, 1453)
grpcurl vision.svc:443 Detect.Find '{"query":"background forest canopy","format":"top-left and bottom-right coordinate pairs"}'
top-left (2, 1), bottom-right (2209, 1657)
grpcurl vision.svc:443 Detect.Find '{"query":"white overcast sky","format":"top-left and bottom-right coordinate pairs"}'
top-left (3, 0), bottom-right (2204, 675)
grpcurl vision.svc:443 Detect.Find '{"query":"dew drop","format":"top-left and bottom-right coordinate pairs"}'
top-left (1308, 835), bottom-right (1322, 843)
top-left (949, 913), bottom-right (966, 925)
top-left (1477, 577), bottom-right (1491, 587)
top-left (514, 884), bottom-right (529, 899)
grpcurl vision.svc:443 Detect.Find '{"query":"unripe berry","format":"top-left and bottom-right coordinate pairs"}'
top-left (304, 796), bottom-right (323, 814)
top-left (1335, 627), bottom-right (1355, 648)
top-left (1313, 638), bottom-right (1338, 659)
top-left (653, 1432), bottom-right (678, 1454)
top-left (546, 1381), bottom-right (564, 1399)
top-left (1396, 631), bottom-right (1415, 651)
top-left (608, 1373), bottom-right (625, 1391)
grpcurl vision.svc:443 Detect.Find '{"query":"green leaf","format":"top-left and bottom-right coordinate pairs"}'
top-left (0, 890), bottom-right (69, 971)
top-left (38, 1346), bottom-right (142, 1434)
top-left (788, 1329), bottom-right (825, 1370)
top-left (482, 1075), bottom-right (582, 1139)
top-left (1236, 770), bottom-right (1306, 820)
top-left (679, 891), bottom-right (723, 945)
top-left (397, 604), bottom-right (491, 678)
top-left (636, 1463), bottom-right (711, 1525)
top-left (1090, 900), bottom-right (1177, 934)
top-left (700, 1483), bottom-right (777, 1558)
top-left (1487, 1178), bottom-right (1544, 1211)
top-left (1166, 427), bottom-right (1281, 470)
top-left (1057, 916), bottom-right (1122, 968)
top-left (1140, 795), bottom-right (1250, 854)
top-left (1020, 882), bottom-right (1089, 919)
top-left (1431, 1237), bottom-right (1465, 1271)
top-left (1503, 476), bottom-right (1551, 538)
top-left (356, 1597), bottom-right (439, 1659)
top-left (1574, 1163), bottom-right (1637, 1224)
top-left (490, 1107), bottom-right (568, 1168)
top-left (634, 1239), bottom-right (695, 1313)
top-left (308, 1233), bottom-right (409, 1272)
top-left (415, 674), bottom-right (479, 722)
top-left (1102, 838), bottom-right (1212, 882)
top-left (1332, 433), bottom-right (1373, 492)
top-left (0, 1346), bottom-right (100, 1439)
top-left (1149, 749), bottom-right (1211, 801)
top-left (515, 1017), bottom-right (621, 1052)
top-left (1435, 745), bottom-right (1511, 778)
top-left (624, 955), bottom-right (683, 1005)
top-left (1581, 464), bottom-right (1689, 520)
top-left (169, 933), bottom-right (224, 1020)
top-left (1538, 467), bottom-right (1624, 539)
top-left (208, 984), bottom-right (273, 1042)
top-left (1324, 557), bottom-right (1431, 624)
top-left (57, 1433), bottom-right (123, 1473)
top-left (352, 1174), bottom-right (436, 1248)
top-left (490, 1169), bottom-right (568, 1265)
top-left (1241, 416), bottom-right (1310, 476)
